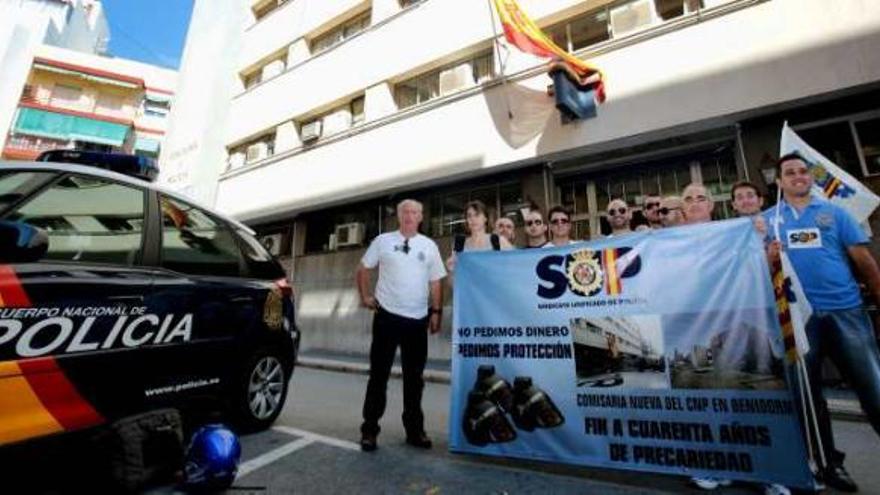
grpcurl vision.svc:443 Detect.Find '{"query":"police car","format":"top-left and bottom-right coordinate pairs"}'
top-left (0, 151), bottom-right (299, 448)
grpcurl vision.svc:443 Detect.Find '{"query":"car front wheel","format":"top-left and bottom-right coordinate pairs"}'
top-left (232, 349), bottom-right (290, 431)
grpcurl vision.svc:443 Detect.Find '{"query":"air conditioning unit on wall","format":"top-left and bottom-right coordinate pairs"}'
top-left (246, 142), bottom-right (268, 162)
top-left (260, 233), bottom-right (283, 256)
top-left (610, 0), bottom-right (655, 37)
top-left (334, 222), bottom-right (364, 247)
top-left (301, 120), bottom-right (322, 142)
top-left (322, 109), bottom-right (352, 136)
top-left (439, 64), bottom-right (472, 96)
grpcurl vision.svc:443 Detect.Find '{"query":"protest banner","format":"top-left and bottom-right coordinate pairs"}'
top-left (450, 219), bottom-right (814, 489)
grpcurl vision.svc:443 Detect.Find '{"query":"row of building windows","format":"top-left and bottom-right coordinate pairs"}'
top-left (227, 48), bottom-right (494, 171)
top-left (246, 0), bottom-right (429, 86)
top-left (244, 0), bottom-right (704, 93)
top-left (299, 95), bottom-right (366, 142)
top-left (395, 51), bottom-right (494, 110)
top-left (252, 0), bottom-right (423, 23)
top-left (546, 0), bottom-right (704, 54)
top-left (23, 82), bottom-right (170, 122)
top-left (227, 0), bottom-right (717, 170)
top-left (252, 0), bottom-right (293, 22)
top-left (242, 9), bottom-right (372, 91)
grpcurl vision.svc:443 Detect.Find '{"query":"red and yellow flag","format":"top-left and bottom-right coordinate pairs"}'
top-left (602, 249), bottom-right (622, 296)
top-left (771, 258), bottom-right (798, 364)
top-left (492, 0), bottom-right (606, 102)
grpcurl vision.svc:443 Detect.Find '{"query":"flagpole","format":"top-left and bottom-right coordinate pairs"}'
top-left (486, 0), bottom-right (514, 120)
top-left (775, 185), bottom-right (827, 472)
top-left (798, 357), bottom-right (828, 469)
top-left (795, 360), bottom-right (817, 470)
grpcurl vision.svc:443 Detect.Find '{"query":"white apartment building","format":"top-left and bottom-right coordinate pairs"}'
top-left (169, 0), bottom-right (880, 360)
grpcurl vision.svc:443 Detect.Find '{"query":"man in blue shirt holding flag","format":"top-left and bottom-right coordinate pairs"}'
top-left (764, 153), bottom-right (880, 493)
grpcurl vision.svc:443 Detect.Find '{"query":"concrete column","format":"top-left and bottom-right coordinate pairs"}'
top-left (371, 0), bottom-right (402, 24)
top-left (292, 218), bottom-right (307, 257)
top-left (286, 38), bottom-right (310, 68)
top-left (274, 120), bottom-right (301, 153)
top-left (364, 82), bottom-right (397, 122)
top-left (520, 167), bottom-right (548, 213)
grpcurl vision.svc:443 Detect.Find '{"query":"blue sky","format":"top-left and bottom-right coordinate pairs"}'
top-left (101, 0), bottom-right (194, 69)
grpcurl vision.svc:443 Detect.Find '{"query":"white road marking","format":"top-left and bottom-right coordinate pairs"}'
top-left (238, 427), bottom-right (363, 477)
top-left (238, 436), bottom-right (315, 477)
top-left (273, 425), bottom-right (361, 451)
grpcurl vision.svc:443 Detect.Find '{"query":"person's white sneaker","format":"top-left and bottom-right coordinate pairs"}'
top-left (763, 483), bottom-right (791, 495)
top-left (691, 477), bottom-right (733, 490)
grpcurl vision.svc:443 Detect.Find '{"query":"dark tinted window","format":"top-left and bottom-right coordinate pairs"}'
top-left (9, 174), bottom-right (145, 265)
top-left (160, 196), bottom-right (243, 277)
top-left (0, 171), bottom-right (57, 211)
top-left (237, 230), bottom-right (284, 280)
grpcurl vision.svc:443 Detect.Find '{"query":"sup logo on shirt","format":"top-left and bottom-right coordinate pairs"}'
top-left (787, 228), bottom-right (822, 249)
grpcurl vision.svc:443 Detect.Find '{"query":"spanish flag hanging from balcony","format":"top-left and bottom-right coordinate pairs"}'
top-left (492, 0), bottom-right (606, 103)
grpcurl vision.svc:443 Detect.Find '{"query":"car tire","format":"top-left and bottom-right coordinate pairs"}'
top-left (231, 348), bottom-right (290, 432)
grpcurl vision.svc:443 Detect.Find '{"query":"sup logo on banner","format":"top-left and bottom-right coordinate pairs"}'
top-left (536, 248), bottom-right (642, 298)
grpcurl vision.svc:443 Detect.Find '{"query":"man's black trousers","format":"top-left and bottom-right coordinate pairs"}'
top-left (361, 306), bottom-right (428, 437)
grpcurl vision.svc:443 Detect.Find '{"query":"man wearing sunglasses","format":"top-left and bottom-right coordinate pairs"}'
top-left (523, 208), bottom-right (548, 248)
top-left (658, 196), bottom-right (686, 227)
top-left (544, 205), bottom-right (578, 247)
top-left (644, 195), bottom-right (663, 229)
top-left (606, 198), bottom-right (633, 237)
top-left (356, 199), bottom-right (447, 452)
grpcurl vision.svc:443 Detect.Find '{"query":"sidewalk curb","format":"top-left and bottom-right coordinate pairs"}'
top-left (295, 357), bottom-right (867, 421)
top-left (297, 356), bottom-right (452, 384)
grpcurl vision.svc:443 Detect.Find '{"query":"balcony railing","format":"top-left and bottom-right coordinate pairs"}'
top-left (4, 134), bottom-right (73, 153)
top-left (19, 93), bottom-right (134, 123)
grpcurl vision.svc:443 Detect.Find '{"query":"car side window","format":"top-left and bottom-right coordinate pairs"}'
top-left (9, 174), bottom-right (145, 265)
top-left (160, 195), bottom-right (243, 277)
top-left (237, 230), bottom-right (284, 280)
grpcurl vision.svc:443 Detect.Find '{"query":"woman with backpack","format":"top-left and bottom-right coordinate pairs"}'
top-left (445, 200), bottom-right (513, 274)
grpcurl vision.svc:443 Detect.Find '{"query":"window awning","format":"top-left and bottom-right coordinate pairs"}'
top-left (13, 107), bottom-right (130, 147)
top-left (33, 62), bottom-right (142, 89)
top-left (145, 92), bottom-right (173, 103)
top-left (134, 137), bottom-right (161, 153)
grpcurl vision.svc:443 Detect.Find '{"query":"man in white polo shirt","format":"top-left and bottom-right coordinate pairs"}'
top-left (355, 199), bottom-right (446, 452)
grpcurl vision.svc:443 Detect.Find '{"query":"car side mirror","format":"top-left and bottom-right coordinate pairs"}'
top-left (0, 220), bottom-right (48, 262)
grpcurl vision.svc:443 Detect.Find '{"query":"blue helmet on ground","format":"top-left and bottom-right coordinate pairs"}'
top-left (184, 424), bottom-right (241, 490)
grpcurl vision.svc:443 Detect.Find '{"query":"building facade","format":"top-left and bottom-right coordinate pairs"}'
top-left (170, 0), bottom-right (880, 361)
top-left (0, 0), bottom-right (176, 161)
top-left (2, 45), bottom-right (176, 161)
top-left (0, 0), bottom-right (111, 152)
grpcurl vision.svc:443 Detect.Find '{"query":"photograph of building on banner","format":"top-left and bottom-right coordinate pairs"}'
top-left (570, 315), bottom-right (667, 389)
top-left (664, 309), bottom-right (787, 391)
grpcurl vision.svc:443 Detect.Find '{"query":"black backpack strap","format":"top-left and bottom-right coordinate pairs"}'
top-left (453, 234), bottom-right (466, 253)
top-left (490, 234), bottom-right (501, 251)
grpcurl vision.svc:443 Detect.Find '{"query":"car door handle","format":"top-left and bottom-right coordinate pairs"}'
top-left (232, 296), bottom-right (254, 303)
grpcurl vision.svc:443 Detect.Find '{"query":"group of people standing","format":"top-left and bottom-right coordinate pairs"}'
top-left (353, 153), bottom-right (880, 495)
top-left (480, 180), bottom-right (764, 250)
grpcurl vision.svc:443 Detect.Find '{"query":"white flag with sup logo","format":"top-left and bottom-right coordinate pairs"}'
top-left (780, 122), bottom-right (880, 223)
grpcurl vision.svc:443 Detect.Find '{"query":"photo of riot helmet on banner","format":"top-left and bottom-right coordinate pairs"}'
top-left (462, 365), bottom-right (564, 447)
